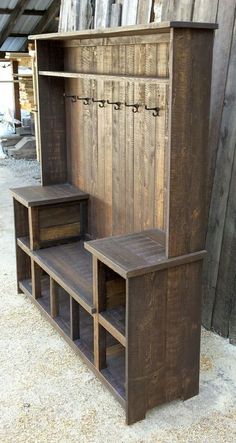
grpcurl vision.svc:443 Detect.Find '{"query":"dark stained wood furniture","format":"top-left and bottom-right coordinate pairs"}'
top-left (11, 21), bottom-right (216, 424)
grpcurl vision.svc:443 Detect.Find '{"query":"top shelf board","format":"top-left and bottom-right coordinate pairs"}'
top-left (11, 183), bottom-right (89, 208)
top-left (29, 21), bottom-right (218, 42)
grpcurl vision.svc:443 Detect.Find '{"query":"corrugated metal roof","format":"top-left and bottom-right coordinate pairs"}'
top-left (0, 0), bottom-right (57, 52)
top-left (0, 37), bottom-right (28, 52)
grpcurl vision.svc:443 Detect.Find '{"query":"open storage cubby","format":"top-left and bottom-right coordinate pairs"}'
top-left (17, 247), bottom-right (32, 296)
top-left (101, 330), bottom-right (126, 400)
top-left (98, 264), bottom-right (126, 346)
top-left (73, 304), bottom-right (94, 363)
top-left (12, 21), bottom-right (217, 424)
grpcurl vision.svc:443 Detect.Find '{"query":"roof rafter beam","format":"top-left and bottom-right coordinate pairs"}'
top-left (31, 0), bottom-right (60, 34)
top-left (0, 8), bottom-right (45, 16)
top-left (0, 0), bottom-right (30, 48)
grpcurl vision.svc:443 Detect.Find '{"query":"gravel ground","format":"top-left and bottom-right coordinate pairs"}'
top-left (0, 158), bottom-right (236, 443)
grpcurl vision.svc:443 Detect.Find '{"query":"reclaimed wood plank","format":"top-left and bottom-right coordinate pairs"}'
top-left (211, 146), bottom-right (236, 337)
top-left (121, 0), bottom-right (138, 25)
top-left (207, 0), bottom-right (236, 206)
top-left (94, 0), bottom-right (113, 28)
top-left (136, 0), bottom-right (153, 24)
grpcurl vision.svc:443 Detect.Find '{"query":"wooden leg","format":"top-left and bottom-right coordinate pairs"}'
top-left (93, 257), bottom-right (106, 370)
top-left (31, 259), bottom-right (41, 299)
top-left (70, 297), bottom-right (80, 340)
top-left (50, 277), bottom-right (59, 318)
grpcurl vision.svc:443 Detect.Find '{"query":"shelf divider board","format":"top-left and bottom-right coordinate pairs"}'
top-left (29, 207), bottom-right (40, 250)
top-left (93, 256), bottom-right (106, 371)
top-left (70, 296), bottom-right (80, 341)
top-left (31, 258), bottom-right (42, 299)
top-left (50, 277), bottom-right (59, 318)
top-left (99, 309), bottom-right (126, 347)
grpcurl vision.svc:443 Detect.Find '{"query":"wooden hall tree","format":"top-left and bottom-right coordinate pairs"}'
top-left (11, 21), bottom-right (216, 424)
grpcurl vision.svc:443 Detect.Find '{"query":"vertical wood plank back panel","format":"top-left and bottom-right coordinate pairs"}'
top-left (64, 36), bottom-right (169, 239)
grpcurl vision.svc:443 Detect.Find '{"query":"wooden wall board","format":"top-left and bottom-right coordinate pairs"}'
top-left (212, 146), bottom-right (236, 338)
top-left (202, 14), bottom-right (236, 330)
top-left (94, 0), bottom-right (114, 28)
top-left (136, 0), bottom-right (153, 24)
top-left (121, 0), bottom-right (138, 26)
top-left (192, 0), bottom-right (218, 22)
top-left (162, 0), bottom-right (194, 21)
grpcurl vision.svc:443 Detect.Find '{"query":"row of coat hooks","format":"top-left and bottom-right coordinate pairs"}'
top-left (63, 93), bottom-right (160, 117)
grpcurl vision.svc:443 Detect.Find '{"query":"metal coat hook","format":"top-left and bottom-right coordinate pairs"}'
top-left (107, 100), bottom-right (123, 110)
top-left (145, 106), bottom-right (160, 117)
top-left (77, 96), bottom-right (91, 105)
top-left (92, 98), bottom-right (106, 108)
top-left (63, 93), bottom-right (77, 103)
top-left (125, 102), bottom-right (140, 113)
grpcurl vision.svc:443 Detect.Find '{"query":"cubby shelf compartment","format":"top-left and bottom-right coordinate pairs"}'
top-left (17, 236), bottom-right (95, 315)
top-left (101, 332), bottom-right (126, 401)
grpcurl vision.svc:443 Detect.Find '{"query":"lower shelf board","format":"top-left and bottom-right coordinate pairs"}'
top-left (99, 306), bottom-right (126, 346)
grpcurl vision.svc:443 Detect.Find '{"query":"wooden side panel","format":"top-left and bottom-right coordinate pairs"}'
top-left (126, 259), bottom-right (202, 424)
top-left (126, 270), bottom-right (167, 424)
top-left (65, 38), bottom-right (169, 239)
top-left (167, 28), bottom-right (214, 258)
top-left (36, 40), bottom-right (67, 185)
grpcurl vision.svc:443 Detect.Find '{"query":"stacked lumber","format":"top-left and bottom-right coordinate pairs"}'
top-left (19, 76), bottom-right (34, 112)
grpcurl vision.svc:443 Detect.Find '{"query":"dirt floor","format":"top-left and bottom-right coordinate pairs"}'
top-left (0, 157), bottom-right (236, 443)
